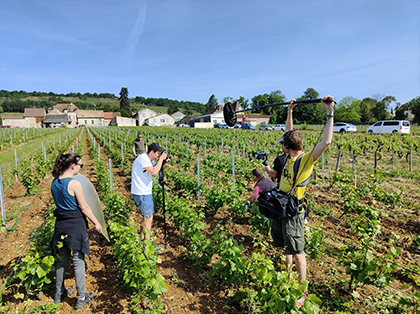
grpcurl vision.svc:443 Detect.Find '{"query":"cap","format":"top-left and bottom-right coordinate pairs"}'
top-left (148, 142), bottom-right (165, 152)
top-left (279, 130), bottom-right (292, 144)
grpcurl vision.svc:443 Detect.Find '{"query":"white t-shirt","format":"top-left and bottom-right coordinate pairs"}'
top-left (131, 152), bottom-right (155, 195)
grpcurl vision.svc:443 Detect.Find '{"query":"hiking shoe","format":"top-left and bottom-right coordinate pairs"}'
top-left (296, 290), bottom-right (308, 308)
top-left (74, 292), bottom-right (95, 310)
top-left (154, 246), bottom-right (163, 254)
top-left (54, 288), bottom-right (73, 304)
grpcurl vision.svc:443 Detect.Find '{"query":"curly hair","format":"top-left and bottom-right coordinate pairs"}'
top-left (51, 153), bottom-right (81, 178)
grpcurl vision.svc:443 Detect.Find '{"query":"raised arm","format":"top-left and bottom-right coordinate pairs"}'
top-left (312, 95), bottom-right (335, 161)
top-left (285, 99), bottom-right (297, 132)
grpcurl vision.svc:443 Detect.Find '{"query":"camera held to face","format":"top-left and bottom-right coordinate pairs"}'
top-left (163, 154), bottom-right (171, 165)
top-left (251, 151), bottom-right (269, 166)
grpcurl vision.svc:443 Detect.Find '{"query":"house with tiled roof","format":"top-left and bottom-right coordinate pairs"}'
top-left (1, 115), bottom-right (27, 128)
top-left (77, 110), bottom-right (105, 127)
top-left (134, 108), bottom-right (157, 126)
top-left (103, 112), bottom-right (121, 126)
top-left (171, 111), bottom-right (186, 124)
top-left (50, 102), bottom-right (79, 128)
top-left (43, 108), bottom-right (69, 128)
top-left (24, 108), bottom-right (46, 127)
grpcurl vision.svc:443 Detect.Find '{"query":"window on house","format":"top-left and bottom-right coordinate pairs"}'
top-left (161, 119), bottom-right (165, 123)
top-left (84, 120), bottom-right (87, 124)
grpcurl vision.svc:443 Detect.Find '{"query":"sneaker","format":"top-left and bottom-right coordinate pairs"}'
top-left (296, 290), bottom-right (308, 308)
top-left (54, 288), bottom-right (73, 304)
top-left (154, 246), bottom-right (163, 254)
top-left (74, 292), bottom-right (95, 310)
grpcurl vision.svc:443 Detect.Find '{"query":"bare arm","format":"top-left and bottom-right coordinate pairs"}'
top-left (312, 96), bottom-right (335, 161)
top-left (264, 165), bottom-right (278, 180)
top-left (132, 145), bottom-right (137, 156)
top-left (69, 180), bottom-right (102, 233)
top-left (144, 152), bottom-right (168, 176)
top-left (285, 99), bottom-right (297, 132)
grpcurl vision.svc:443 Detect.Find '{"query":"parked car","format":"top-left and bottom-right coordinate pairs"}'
top-left (233, 123), bottom-right (242, 128)
top-left (214, 123), bottom-right (229, 129)
top-left (272, 124), bottom-right (286, 131)
top-left (178, 124), bottom-right (190, 128)
top-left (241, 123), bottom-right (256, 130)
top-left (333, 122), bottom-right (357, 133)
top-left (259, 124), bottom-right (272, 131)
top-left (366, 120), bottom-right (410, 134)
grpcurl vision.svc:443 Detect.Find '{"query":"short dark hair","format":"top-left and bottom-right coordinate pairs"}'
top-left (147, 142), bottom-right (165, 153)
top-left (252, 168), bottom-right (263, 179)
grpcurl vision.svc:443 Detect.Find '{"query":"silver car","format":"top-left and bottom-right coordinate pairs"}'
top-left (272, 124), bottom-right (286, 131)
top-left (333, 122), bottom-right (357, 133)
top-left (259, 124), bottom-right (273, 131)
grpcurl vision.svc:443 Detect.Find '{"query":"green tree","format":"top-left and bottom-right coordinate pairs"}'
top-left (206, 94), bottom-right (218, 111)
top-left (360, 97), bottom-right (376, 122)
top-left (371, 95), bottom-right (395, 121)
top-left (289, 88), bottom-right (323, 124)
top-left (251, 90), bottom-right (286, 124)
top-left (119, 87), bottom-right (131, 114)
top-left (119, 108), bottom-right (130, 117)
top-left (223, 96), bottom-right (234, 104)
top-left (237, 96), bottom-right (251, 110)
top-left (394, 103), bottom-right (406, 120)
top-left (167, 104), bottom-right (179, 115)
top-left (183, 102), bottom-right (193, 115)
top-left (408, 96), bottom-right (420, 124)
top-left (334, 97), bottom-right (361, 123)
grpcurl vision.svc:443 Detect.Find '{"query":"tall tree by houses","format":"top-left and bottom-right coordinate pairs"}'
top-left (119, 87), bottom-right (131, 117)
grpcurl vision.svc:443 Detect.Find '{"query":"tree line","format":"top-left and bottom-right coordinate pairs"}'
top-left (1, 88), bottom-right (419, 125)
top-left (215, 88), bottom-right (420, 125)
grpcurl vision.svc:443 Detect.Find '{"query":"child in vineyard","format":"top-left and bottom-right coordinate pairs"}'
top-left (248, 168), bottom-right (275, 204)
top-left (264, 95), bottom-right (334, 307)
top-left (50, 153), bottom-right (102, 309)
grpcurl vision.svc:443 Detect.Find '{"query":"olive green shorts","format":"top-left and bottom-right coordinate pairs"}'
top-left (271, 214), bottom-right (305, 255)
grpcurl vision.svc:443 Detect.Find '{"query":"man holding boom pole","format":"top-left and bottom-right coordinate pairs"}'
top-left (264, 95), bottom-right (335, 307)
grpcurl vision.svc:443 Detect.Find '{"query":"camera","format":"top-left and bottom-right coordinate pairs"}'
top-left (163, 154), bottom-right (171, 165)
top-left (251, 151), bottom-right (269, 166)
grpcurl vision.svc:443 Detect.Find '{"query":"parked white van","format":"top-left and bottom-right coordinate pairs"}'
top-left (366, 120), bottom-right (410, 134)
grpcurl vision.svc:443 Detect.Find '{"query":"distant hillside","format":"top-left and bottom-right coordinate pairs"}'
top-left (0, 90), bottom-right (206, 116)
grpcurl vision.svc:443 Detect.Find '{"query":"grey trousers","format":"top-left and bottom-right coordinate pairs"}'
top-left (55, 247), bottom-right (86, 299)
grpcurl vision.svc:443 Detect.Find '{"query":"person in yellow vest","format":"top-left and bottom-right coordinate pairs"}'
top-left (264, 95), bottom-right (334, 307)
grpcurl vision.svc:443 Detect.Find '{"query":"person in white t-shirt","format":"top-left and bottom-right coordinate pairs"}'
top-left (131, 142), bottom-right (169, 241)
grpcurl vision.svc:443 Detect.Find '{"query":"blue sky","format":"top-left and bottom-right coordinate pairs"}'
top-left (1, 0), bottom-right (419, 107)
